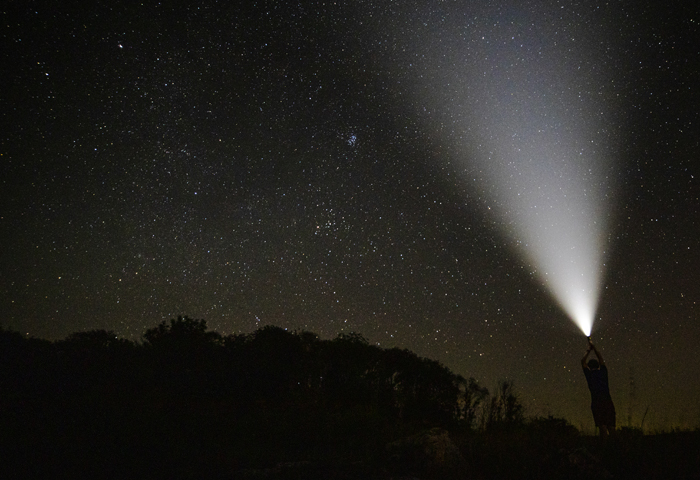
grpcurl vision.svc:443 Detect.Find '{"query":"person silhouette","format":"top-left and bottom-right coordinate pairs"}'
top-left (581, 338), bottom-right (616, 437)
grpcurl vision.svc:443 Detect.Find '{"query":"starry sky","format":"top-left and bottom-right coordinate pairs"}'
top-left (2, 1), bottom-right (699, 430)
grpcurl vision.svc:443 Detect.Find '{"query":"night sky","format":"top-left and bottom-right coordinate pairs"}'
top-left (2, 1), bottom-right (698, 431)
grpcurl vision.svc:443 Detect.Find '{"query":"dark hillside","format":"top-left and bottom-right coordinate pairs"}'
top-left (2, 319), bottom-right (698, 479)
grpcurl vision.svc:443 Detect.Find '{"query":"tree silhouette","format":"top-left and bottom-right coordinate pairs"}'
top-left (244, 325), bottom-right (307, 400)
top-left (486, 380), bottom-right (524, 428)
top-left (462, 377), bottom-right (490, 429)
top-left (3, 321), bottom-right (699, 479)
top-left (323, 332), bottom-right (381, 408)
top-left (143, 316), bottom-right (223, 396)
top-left (144, 315), bottom-right (221, 349)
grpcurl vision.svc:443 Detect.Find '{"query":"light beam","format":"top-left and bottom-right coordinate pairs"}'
top-left (407, 2), bottom-right (620, 335)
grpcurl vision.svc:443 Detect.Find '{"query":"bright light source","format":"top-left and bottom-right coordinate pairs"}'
top-left (465, 138), bottom-right (610, 338)
top-left (408, 1), bottom-right (618, 335)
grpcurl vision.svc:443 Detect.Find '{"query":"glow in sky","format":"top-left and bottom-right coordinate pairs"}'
top-left (465, 128), bottom-right (610, 337)
top-left (410, 2), bottom-right (620, 335)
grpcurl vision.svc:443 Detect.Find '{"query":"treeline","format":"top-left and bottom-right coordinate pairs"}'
top-left (1, 316), bottom-right (523, 477)
top-left (4, 318), bottom-right (699, 479)
top-left (1, 316), bottom-right (521, 427)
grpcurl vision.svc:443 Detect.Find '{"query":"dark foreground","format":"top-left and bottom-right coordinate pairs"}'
top-left (2, 321), bottom-right (698, 479)
top-left (3, 415), bottom-right (699, 480)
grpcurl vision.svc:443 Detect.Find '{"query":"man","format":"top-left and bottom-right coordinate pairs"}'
top-left (582, 338), bottom-right (616, 436)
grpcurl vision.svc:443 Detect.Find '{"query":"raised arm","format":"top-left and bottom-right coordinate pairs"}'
top-left (581, 345), bottom-right (593, 368)
top-left (590, 343), bottom-right (605, 366)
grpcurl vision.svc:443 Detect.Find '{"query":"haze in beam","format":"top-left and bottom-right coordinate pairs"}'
top-left (408, 2), bottom-right (622, 335)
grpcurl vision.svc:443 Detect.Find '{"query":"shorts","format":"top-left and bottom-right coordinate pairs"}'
top-left (591, 397), bottom-right (616, 428)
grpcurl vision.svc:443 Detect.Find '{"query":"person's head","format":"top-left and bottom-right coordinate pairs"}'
top-left (587, 359), bottom-right (600, 370)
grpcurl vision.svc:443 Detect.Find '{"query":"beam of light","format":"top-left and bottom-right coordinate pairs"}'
top-left (462, 110), bottom-right (612, 337)
top-left (463, 135), bottom-right (608, 337)
top-left (405, 2), bottom-right (622, 336)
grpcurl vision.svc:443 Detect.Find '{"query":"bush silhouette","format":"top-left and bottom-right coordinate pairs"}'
top-left (3, 320), bottom-right (698, 479)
